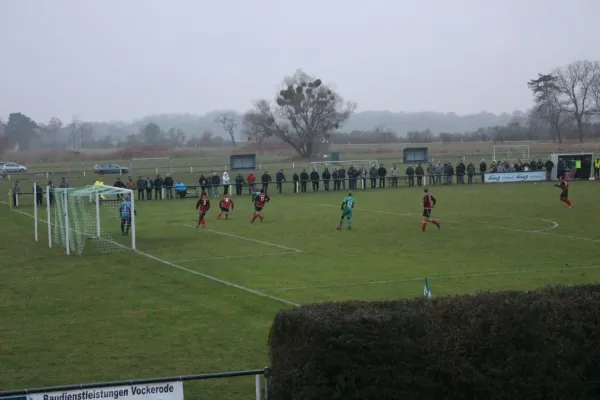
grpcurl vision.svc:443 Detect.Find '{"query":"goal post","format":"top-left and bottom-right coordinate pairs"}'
top-left (129, 157), bottom-right (172, 175)
top-left (49, 185), bottom-right (136, 256)
top-left (492, 145), bottom-right (530, 162)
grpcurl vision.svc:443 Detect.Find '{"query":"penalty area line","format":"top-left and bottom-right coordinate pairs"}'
top-left (1, 202), bottom-right (300, 307)
top-left (182, 224), bottom-right (304, 253)
top-left (261, 265), bottom-right (600, 292)
top-left (169, 251), bottom-right (297, 263)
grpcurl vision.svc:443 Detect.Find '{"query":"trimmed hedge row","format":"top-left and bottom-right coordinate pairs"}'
top-left (268, 285), bottom-right (600, 400)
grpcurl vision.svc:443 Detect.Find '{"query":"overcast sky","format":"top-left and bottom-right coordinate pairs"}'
top-left (1, 0), bottom-right (598, 122)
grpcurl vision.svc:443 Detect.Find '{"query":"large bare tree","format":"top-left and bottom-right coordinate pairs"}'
top-left (528, 73), bottom-right (571, 143)
top-left (215, 113), bottom-right (238, 147)
top-left (554, 60), bottom-right (600, 141)
top-left (242, 70), bottom-right (355, 159)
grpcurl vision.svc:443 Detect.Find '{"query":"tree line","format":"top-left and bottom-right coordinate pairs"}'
top-left (1, 60), bottom-right (599, 158)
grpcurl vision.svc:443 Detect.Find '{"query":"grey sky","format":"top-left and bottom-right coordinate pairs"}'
top-left (1, 0), bottom-right (598, 122)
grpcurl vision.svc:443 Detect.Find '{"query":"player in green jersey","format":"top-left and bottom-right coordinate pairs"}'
top-left (337, 192), bottom-right (354, 230)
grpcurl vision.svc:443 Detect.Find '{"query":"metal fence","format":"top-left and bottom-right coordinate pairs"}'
top-left (0, 368), bottom-right (271, 400)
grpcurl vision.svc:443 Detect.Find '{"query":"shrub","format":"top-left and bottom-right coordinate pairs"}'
top-left (268, 285), bottom-right (600, 400)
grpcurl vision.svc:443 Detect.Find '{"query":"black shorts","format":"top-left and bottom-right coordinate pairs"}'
top-left (220, 207), bottom-right (230, 212)
top-left (254, 206), bottom-right (263, 213)
top-left (560, 191), bottom-right (568, 199)
top-left (423, 209), bottom-right (432, 218)
top-left (121, 217), bottom-right (132, 226)
top-left (199, 212), bottom-right (207, 218)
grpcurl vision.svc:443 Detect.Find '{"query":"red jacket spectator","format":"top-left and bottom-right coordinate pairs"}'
top-left (247, 172), bottom-right (256, 184)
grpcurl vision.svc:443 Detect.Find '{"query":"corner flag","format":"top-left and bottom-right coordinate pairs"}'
top-left (424, 277), bottom-right (431, 298)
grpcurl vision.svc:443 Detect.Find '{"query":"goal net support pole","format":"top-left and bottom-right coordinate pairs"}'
top-left (33, 182), bottom-right (38, 242)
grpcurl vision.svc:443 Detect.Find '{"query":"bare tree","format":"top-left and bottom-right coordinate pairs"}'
top-left (242, 70), bottom-right (355, 159)
top-left (215, 113), bottom-right (238, 147)
top-left (0, 118), bottom-right (6, 156)
top-left (528, 73), bottom-right (571, 143)
top-left (592, 77), bottom-right (600, 116)
top-left (47, 117), bottom-right (63, 146)
top-left (554, 60), bottom-right (600, 142)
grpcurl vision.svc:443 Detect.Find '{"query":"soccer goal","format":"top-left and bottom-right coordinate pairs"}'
top-left (129, 157), bottom-right (172, 175)
top-left (45, 185), bottom-right (136, 255)
top-left (492, 145), bottom-right (530, 162)
top-left (309, 159), bottom-right (380, 171)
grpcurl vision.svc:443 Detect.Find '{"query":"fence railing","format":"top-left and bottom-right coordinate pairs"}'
top-left (0, 368), bottom-right (270, 400)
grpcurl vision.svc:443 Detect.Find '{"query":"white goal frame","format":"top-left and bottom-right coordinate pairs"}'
top-left (129, 157), bottom-right (172, 175)
top-left (492, 145), bottom-right (530, 162)
top-left (309, 159), bottom-right (380, 171)
top-left (38, 184), bottom-right (136, 256)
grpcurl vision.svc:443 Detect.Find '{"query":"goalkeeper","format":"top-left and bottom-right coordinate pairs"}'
top-left (119, 196), bottom-right (137, 236)
top-left (336, 192), bottom-right (354, 231)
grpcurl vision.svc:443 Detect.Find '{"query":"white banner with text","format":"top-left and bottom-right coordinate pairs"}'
top-left (20, 381), bottom-right (183, 400)
top-left (484, 171), bottom-right (546, 183)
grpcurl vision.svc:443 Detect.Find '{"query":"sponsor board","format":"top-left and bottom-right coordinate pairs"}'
top-left (484, 171), bottom-right (546, 183)
top-left (2, 382), bottom-right (183, 400)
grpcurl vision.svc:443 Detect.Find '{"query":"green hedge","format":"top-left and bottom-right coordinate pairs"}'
top-left (268, 285), bottom-right (600, 399)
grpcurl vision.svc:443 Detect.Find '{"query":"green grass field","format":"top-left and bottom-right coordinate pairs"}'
top-left (1, 180), bottom-right (600, 399)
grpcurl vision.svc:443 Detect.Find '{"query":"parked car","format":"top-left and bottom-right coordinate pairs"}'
top-left (93, 163), bottom-right (129, 175)
top-left (0, 162), bottom-right (27, 172)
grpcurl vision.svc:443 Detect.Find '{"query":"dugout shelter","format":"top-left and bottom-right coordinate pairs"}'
top-left (403, 147), bottom-right (428, 164)
top-left (550, 152), bottom-right (594, 180)
top-left (230, 154), bottom-right (256, 170)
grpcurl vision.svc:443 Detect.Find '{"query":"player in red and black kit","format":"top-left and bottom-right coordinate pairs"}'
top-left (555, 176), bottom-right (573, 208)
top-left (195, 192), bottom-right (211, 229)
top-left (251, 189), bottom-right (270, 223)
top-left (422, 188), bottom-right (440, 232)
top-left (217, 194), bottom-right (234, 220)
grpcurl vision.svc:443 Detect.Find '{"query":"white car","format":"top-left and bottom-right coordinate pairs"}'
top-left (0, 162), bottom-right (27, 173)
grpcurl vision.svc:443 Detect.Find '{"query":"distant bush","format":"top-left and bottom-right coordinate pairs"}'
top-left (268, 285), bottom-right (600, 400)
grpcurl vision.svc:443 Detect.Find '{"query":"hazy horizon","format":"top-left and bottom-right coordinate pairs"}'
top-left (1, 0), bottom-right (599, 123)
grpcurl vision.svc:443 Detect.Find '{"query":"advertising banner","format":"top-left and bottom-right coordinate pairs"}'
top-left (2, 381), bottom-right (183, 400)
top-left (484, 171), bottom-right (546, 183)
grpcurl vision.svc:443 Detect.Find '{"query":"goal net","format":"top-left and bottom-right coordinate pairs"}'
top-left (129, 157), bottom-right (172, 175)
top-left (51, 185), bottom-right (136, 255)
top-left (309, 159), bottom-right (380, 171)
top-left (492, 145), bottom-right (530, 162)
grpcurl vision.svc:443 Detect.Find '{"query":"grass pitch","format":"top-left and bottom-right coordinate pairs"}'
top-left (1, 181), bottom-right (600, 399)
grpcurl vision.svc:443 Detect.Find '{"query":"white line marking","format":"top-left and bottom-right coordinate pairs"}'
top-left (319, 204), bottom-right (599, 242)
top-left (261, 265), bottom-right (600, 292)
top-left (169, 251), bottom-right (297, 263)
top-left (182, 224), bottom-right (304, 253)
top-left (1, 202), bottom-right (300, 307)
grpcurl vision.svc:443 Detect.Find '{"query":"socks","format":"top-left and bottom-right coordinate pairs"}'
top-left (560, 198), bottom-right (573, 207)
top-left (120, 223), bottom-right (125, 234)
top-left (421, 222), bottom-right (427, 231)
top-left (218, 212), bottom-right (222, 220)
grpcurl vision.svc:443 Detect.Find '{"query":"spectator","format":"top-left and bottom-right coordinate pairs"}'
top-left (415, 164), bottom-right (424, 187)
top-left (377, 164), bottom-right (387, 188)
top-left (136, 176), bottom-right (145, 200)
top-left (310, 169), bottom-right (320, 191)
top-left (529, 160), bottom-right (536, 171)
top-left (235, 173), bottom-right (245, 195)
top-left (126, 176), bottom-right (136, 191)
top-left (212, 173), bottom-right (220, 197)
top-left (405, 165), bottom-right (415, 187)
top-left (35, 183), bottom-right (43, 206)
top-left (427, 163), bottom-right (435, 185)
top-left (292, 171), bottom-right (299, 193)
top-left (338, 166), bottom-right (346, 190)
top-left (467, 161), bottom-right (475, 184)
top-left (113, 177), bottom-right (126, 188)
top-left (322, 168), bottom-right (331, 191)
top-left (145, 177), bottom-right (153, 200)
top-left (261, 171), bottom-right (271, 193)
top-left (222, 171), bottom-right (230, 195)
top-left (174, 181), bottom-right (187, 198)
top-left (536, 159), bottom-right (544, 171)
top-left (456, 161), bottom-right (465, 184)
top-left (369, 165), bottom-right (377, 188)
top-left (390, 164), bottom-right (398, 187)
top-left (546, 158), bottom-right (556, 180)
top-left (595, 158), bottom-right (600, 178)
top-left (330, 169), bottom-right (338, 191)
top-left (12, 181), bottom-right (20, 207)
top-left (300, 169), bottom-right (309, 192)
top-left (435, 162), bottom-right (443, 185)
top-left (275, 169), bottom-right (286, 194)
top-left (48, 180), bottom-right (55, 205)
top-left (478, 159), bottom-right (486, 183)
top-left (59, 177), bottom-right (69, 188)
top-left (164, 173), bottom-right (174, 199)
top-left (359, 165), bottom-right (367, 190)
top-left (247, 171), bottom-right (256, 194)
top-left (154, 175), bottom-right (163, 200)
top-left (348, 165), bottom-right (358, 190)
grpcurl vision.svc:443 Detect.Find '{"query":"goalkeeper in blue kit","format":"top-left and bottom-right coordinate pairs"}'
top-left (119, 196), bottom-right (137, 236)
top-left (337, 192), bottom-right (354, 230)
